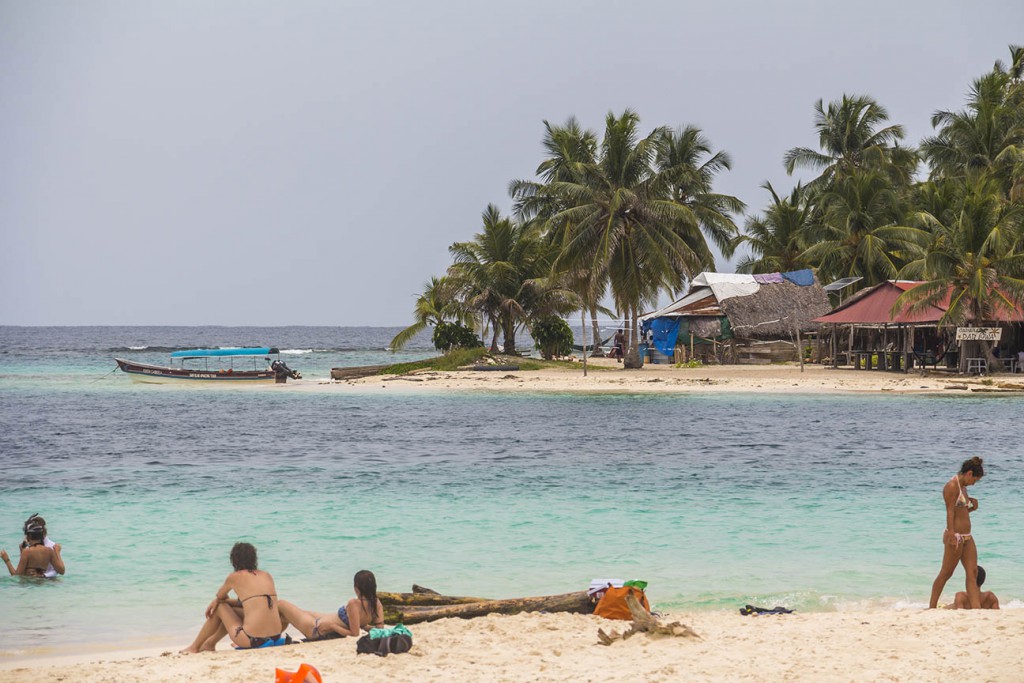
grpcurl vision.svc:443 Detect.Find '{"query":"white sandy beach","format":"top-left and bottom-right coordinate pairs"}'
top-left (308, 359), bottom-right (1023, 396)
top-left (3, 609), bottom-right (1022, 682)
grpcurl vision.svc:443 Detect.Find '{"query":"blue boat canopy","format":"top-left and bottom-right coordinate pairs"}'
top-left (170, 347), bottom-right (279, 359)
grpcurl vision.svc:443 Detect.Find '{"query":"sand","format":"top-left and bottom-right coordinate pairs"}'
top-left (3, 609), bottom-right (1022, 682)
top-left (306, 359), bottom-right (1021, 396)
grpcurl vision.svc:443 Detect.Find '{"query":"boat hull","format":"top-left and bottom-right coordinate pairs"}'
top-left (114, 358), bottom-right (278, 384)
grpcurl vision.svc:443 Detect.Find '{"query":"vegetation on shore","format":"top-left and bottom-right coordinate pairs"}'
top-left (391, 45), bottom-right (1024, 367)
top-left (377, 348), bottom-right (601, 375)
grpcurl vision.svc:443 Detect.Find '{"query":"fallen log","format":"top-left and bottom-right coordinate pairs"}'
top-left (386, 591), bottom-right (593, 625)
top-left (379, 591), bottom-right (488, 607)
top-left (330, 364), bottom-right (390, 380)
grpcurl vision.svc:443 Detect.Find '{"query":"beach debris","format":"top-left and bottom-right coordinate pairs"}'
top-left (380, 585), bottom-right (592, 624)
top-left (596, 594), bottom-right (700, 645)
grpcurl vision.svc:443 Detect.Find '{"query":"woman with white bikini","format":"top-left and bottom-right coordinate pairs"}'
top-left (929, 456), bottom-right (984, 609)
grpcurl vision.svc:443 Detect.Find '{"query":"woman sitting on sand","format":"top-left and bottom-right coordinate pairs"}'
top-left (278, 569), bottom-right (385, 641)
top-left (180, 542), bottom-right (288, 652)
top-left (929, 456), bottom-right (984, 609)
top-left (1, 518), bottom-right (64, 577)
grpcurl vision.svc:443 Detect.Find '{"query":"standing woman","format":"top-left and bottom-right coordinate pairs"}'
top-left (180, 542), bottom-right (288, 652)
top-left (929, 457), bottom-right (984, 609)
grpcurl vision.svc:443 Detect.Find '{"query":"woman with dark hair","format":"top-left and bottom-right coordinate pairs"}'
top-left (2, 517), bottom-right (65, 577)
top-left (180, 542), bottom-right (287, 653)
top-left (929, 456), bottom-right (985, 609)
top-left (277, 570), bottom-right (385, 641)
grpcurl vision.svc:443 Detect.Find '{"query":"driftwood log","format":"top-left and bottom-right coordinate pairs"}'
top-left (597, 593), bottom-right (700, 645)
top-left (380, 586), bottom-right (592, 625)
top-left (329, 364), bottom-right (390, 380)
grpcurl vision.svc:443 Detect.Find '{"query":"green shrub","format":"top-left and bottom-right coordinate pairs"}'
top-left (531, 316), bottom-right (574, 360)
top-left (431, 322), bottom-right (483, 353)
top-left (675, 359), bottom-right (703, 369)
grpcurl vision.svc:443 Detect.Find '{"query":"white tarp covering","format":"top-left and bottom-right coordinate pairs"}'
top-left (639, 286), bottom-right (713, 322)
top-left (690, 272), bottom-right (760, 301)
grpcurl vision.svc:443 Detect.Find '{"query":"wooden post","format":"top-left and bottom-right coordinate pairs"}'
top-left (848, 324), bottom-right (855, 362)
top-left (796, 325), bottom-right (804, 372)
top-left (831, 324), bottom-right (838, 368)
top-left (581, 309), bottom-right (588, 377)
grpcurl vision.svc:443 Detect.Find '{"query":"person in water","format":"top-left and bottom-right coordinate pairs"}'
top-left (1, 517), bottom-right (65, 577)
top-left (929, 456), bottom-right (984, 609)
top-left (180, 542), bottom-right (288, 652)
top-left (277, 570), bottom-right (385, 641)
top-left (951, 565), bottom-right (999, 609)
top-left (21, 514), bottom-right (64, 577)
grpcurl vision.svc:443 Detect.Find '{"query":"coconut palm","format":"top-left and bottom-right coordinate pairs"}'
top-left (896, 175), bottom-right (1024, 369)
top-left (921, 63), bottom-right (1024, 199)
top-left (389, 276), bottom-right (472, 351)
top-left (447, 205), bottom-right (555, 354)
top-left (734, 182), bottom-right (815, 274)
top-left (510, 118), bottom-right (608, 351)
top-left (784, 95), bottom-right (912, 190)
top-left (800, 170), bottom-right (925, 286)
top-left (653, 125), bottom-right (746, 258)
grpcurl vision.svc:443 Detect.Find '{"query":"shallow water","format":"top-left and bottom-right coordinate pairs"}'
top-left (1, 327), bottom-right (1022, 657)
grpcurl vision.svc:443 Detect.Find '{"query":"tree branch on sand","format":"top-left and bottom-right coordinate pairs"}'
top-left (596, 593), bottom-right (700, 645)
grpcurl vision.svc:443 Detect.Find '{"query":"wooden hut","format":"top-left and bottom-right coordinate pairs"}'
top-left (640, 270), bottom-right (832, 364)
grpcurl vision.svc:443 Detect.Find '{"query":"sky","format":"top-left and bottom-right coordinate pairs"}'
top-left (1, 1), bottom-right (1022, 326)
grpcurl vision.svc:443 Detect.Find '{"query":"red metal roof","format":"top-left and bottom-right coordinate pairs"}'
top-left (815, 281), bottom-right (948, 324)
top-left (815, 281), bottom-right (1024, 324)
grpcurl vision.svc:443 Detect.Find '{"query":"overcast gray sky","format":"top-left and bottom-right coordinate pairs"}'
top-left (2, 1), bottom-right (1022, 325)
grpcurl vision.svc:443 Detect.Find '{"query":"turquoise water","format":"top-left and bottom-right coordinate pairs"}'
top-left (2, 327), bottom-right (1023, 658)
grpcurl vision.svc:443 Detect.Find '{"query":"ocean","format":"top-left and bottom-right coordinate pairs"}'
top-left (1, 326), bottom-right (1022, 659)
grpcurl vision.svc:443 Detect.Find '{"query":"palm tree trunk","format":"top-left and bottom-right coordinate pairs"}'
top-left (589, 306), bottom-right (605, 357)
top-left (623, 306), bottom-right (642, 369)
top-left (501, 316), bottom-right (517, 355)
top-left (489, 316), bottom-right (500, 354)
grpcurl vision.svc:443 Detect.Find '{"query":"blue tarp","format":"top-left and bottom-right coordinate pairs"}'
top-left (170, 347), bottom-right (278, 358)
top-left (781, 269), bottom-right (815, 286)
top-left (644, 318), bottom-right (682, 358)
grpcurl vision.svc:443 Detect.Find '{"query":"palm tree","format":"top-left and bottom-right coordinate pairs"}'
top-left (784, 95), bottom-right (912, 190)
top-left (447, 205), bottom-right (554, 354)
top-left (510, 118), bottom-right (608, 352)
top-left (800, 170), bottom-right (925, 286)
top-left (921, 64), bottom-right (1024, 199)
top-left (654, 125), bottom-right (746, 259)
top-left (896, 175), bottom-right (1024, 370)
top-left (516, 111), bottom-right (738, 367)
top-left (734, 182), bottom-right (815, 274)
top-left (389, 276), bottom-right (472, 351)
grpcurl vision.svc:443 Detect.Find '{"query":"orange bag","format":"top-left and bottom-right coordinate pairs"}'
top-left (593, 586), bottom-right (650, 620)
top-left (275, 663), bottom-right (322, 683)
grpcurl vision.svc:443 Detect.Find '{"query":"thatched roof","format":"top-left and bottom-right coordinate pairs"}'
top-left (719, 279), bottom-right (832, 338)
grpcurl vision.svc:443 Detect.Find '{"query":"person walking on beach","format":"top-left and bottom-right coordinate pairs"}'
top-left (2, 516), bottom-right (64, 577)
top-left (929, 457), bottom-right (984, 609)
top-left (180, 542), bottom-right (288, 652)
top-left (951, 565), bottom-right (999, 609)
top-left (277, 569), bottom-right (385, 641)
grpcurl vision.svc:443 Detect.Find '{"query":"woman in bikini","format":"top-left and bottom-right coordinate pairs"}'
top-left (1, 519), bottom-right (64, 577)
top-left (180, 542), bottom-right (288, 652)
top-left (277, 569), bottom-right (384, 641)
top-left (928, 456), bottom-right (984, 609)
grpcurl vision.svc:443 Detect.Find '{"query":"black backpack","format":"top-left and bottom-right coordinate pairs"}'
top-left (356, 632), bottom-right (413, 657)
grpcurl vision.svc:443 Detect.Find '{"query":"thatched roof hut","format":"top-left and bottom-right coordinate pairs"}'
top-left (639, 270), bottom-right (833, 363)
top-left (641, 270), bottom-right (832, 339)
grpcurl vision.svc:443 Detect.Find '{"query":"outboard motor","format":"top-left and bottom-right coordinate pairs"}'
top-left (271, 359), bottom-right (301, 383)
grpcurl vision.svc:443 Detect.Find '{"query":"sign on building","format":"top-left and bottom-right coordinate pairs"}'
top-left (955, 327), bottom-right (1002, 342)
